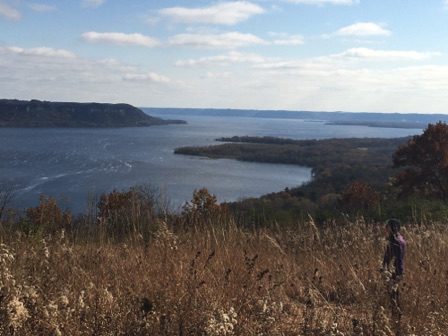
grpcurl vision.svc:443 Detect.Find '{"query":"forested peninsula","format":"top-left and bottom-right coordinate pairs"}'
top-left (175, 135), bottom-right (410, 212)
top-left (0, 99), bottom-right (186, 127)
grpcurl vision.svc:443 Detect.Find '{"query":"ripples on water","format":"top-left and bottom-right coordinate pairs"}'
top-left (0, 115), bottom-right (422, 213)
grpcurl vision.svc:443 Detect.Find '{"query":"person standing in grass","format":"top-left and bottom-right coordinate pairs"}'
top-left (382, 218), bottom-right (406, 313)
top-left (383, 218), bottom-right (406, 280)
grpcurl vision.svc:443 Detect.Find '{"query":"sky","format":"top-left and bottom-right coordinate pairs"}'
top-left (1, 0), bottom-right (448, 114)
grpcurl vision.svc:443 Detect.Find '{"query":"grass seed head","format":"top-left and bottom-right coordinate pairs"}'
top-left (7, 297), bottom-right (30, 330)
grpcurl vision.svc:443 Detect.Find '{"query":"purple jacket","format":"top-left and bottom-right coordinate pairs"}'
top-left (383, 233), bottom-right (406, 277)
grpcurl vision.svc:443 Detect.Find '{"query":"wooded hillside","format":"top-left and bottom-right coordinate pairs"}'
top-left (0, 99), bottom-right (186, 127)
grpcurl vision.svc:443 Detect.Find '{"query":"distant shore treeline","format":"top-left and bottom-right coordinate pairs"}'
top-left (2, 99), bottom-right (445, 128)
top-left (142, 107), bottom-right (448, 129)
top-left (0, 99), bottom-right (186, 127)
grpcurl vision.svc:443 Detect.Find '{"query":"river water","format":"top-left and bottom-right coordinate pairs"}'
top-left (0, 113), bottom-right (422, 213)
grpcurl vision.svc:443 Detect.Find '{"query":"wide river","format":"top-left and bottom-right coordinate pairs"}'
top-left (0, 113), bottom-right (422, 213)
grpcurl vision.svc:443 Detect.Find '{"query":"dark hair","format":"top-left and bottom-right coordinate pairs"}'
top-left (386, 218), bottom-right (401, 235)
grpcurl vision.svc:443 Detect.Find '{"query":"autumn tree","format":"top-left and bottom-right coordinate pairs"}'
top-left (339, 180), bottom-right (379, 214)
top-left (181, 188), bottom-right (227, 229)
top-left (97, 187), bottom-right (156, 238)
top-left (24, 195), bottom-right (71, 233)
top-left (182, 188), bottom-right (220, 217)
top-left (392, 121), bottom-right (448, 199)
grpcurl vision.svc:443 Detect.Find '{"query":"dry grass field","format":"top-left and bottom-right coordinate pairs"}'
top-left (1, 212), bottom-right (448, 335)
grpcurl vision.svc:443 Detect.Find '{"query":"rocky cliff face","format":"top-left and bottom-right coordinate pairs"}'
top-left (0, 99), bottom-right (186, 127)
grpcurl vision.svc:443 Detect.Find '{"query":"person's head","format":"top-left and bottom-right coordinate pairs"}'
top-left (385, 218), bottom-right (401, 236)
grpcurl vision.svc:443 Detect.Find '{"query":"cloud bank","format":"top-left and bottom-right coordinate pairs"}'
top-left (81, 32), bottom-right (160, 47)
top-left (0, 1), bottom-right (21, 20)
top-left (334, 22), bottom-right (391, 37)
top-left (158, 1), bottom-right (264, 25)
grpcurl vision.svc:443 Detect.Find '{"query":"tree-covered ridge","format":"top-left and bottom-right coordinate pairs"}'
top-left (175, 135), bottom-right (408, 175)
top-left (0, 99), bottom-right (186, 127)
top-left (175, 135), bottom-right (413, 222)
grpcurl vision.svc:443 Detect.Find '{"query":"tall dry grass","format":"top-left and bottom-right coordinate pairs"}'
top-left (1, 215), bottom-right (448, 335)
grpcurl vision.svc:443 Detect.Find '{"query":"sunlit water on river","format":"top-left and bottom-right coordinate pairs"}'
top-left (0, 114), bottom-right (422, 213)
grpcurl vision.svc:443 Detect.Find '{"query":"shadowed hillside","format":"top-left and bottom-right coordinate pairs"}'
top-left (0, 99), bottom-right (186, 127)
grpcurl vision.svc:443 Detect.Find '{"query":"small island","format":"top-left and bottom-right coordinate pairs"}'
top-left (0, 99), bottom-right (186, 127)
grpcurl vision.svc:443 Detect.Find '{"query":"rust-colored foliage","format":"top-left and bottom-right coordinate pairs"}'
top-left (182, 188), bottom-right (221, 218)
top-left (97, 187), bottom-right (154, 234)
top-left (393, 121), bottom-right (448, 199)
top-left (181, 188), bottom-right (229, 230)
top-left (24, 195), bottom-right (71, 232)
top-left (97, 189), bottom-right (135, 222)
top-left (340, 180), bottom-right (379, 213)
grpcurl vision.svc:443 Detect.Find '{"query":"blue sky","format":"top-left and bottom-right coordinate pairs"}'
top-left (1, 0), bottom-right (448, 113)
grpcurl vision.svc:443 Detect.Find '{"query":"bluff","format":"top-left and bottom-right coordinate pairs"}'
top-left (0, 99), bottom-right (186, 127)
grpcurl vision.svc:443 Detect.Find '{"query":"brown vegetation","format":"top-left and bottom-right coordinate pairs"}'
top-left (393, 121), bottom-right (448, 199)
top-left (1, 190), bottom-right (447, 335)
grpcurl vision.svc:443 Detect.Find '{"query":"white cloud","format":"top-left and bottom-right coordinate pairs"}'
top-left (334, 22), bottom-right (391, 37)
top-left (218, 61), bottom-right (448, 113)
top-left (0, 1), bottom-right (21, 20)
top-left (269, 32), bottom-right (305, 45)
top-left (2, 46), bottom-right (75, 58)
top-left (176, 51), bottom-right (266, 67)
top-left (202, 71), bottom-right (232, 79)
top-left (123, 72), bottom-right (171, 83)
top-left (0, 44), bottom-right (176, 105)
top-left (82, 0), bottom-right (105, 8)
top-left (81, 32), bottom-right (160, 47)
top-left (284, 0), bottom-right (358, 5)
top-left (2, 43), bottom-right (448, 113)
top-left (252, 48), bottom-right (440, 75)
top-left (169, 32), bottom-right (265, 49)
top-left (29, 3), bottom-right (56, 12)
top-left (158, 1), bottom-right (264, 25)
top-left (338, 48), bottom-right (441, 61)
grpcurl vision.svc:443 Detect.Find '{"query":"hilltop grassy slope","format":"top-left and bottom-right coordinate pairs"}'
top-left (1, 213), bottom-right (447, 335)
